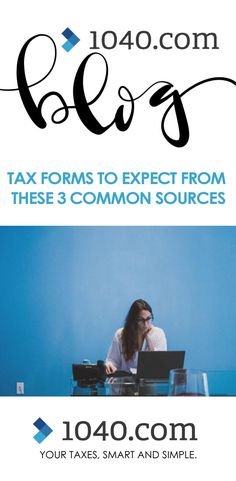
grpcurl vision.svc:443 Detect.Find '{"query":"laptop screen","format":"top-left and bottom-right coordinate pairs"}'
top-left (137, 351), bottom-right (185, 380)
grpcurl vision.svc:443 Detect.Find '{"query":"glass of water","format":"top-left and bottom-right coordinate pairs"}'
top-left (168, 369), bottom-right (209, 396)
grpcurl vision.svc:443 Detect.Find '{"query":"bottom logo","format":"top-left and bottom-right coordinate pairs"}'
top-left (33, 418), bottom-right (53, 444)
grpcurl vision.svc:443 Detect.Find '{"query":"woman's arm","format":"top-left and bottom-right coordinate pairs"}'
top-left (105, 330), bottom-right (122, 373)
top-left (145, 327), bottom-right (167, 351)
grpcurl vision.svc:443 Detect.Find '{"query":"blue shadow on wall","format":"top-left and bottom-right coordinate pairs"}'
top-left (0, 226), bottom-right (235, 396)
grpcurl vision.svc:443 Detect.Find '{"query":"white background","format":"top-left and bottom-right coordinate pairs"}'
top-left (0, 397), bottom-right (235, 480)
top-left (0, 1), bottom-right (235, 479)
top-left (0, 0), bottom-right (236, 224)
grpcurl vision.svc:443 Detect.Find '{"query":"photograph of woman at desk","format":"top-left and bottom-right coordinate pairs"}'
top-left (105, 299), bottom-right (167, 374)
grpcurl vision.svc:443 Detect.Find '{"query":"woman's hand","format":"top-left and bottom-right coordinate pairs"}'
top-left (105, 362), bottom-right (117, 374)
top-left (144, 326), bottom-right (155, 351)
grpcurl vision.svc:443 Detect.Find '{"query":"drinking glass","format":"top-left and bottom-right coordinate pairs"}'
top-left (168, 369), bottom-right (209, 396)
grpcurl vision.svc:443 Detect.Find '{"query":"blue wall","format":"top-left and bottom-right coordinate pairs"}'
top-left (0, 227), bottom-right (236, 396)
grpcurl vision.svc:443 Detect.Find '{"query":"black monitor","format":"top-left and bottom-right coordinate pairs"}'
top-left (136, 351), bottom-right (185, 380)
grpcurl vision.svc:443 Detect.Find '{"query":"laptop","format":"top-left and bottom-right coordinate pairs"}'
top-left (136, 351), bottom-right (185, 381)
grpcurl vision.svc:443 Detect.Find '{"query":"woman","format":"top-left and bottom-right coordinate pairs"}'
top-left (106, 299), bottom-right (167, 374)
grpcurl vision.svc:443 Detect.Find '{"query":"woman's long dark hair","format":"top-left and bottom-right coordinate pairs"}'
top-left (121, 299), bottom-right (153, 361)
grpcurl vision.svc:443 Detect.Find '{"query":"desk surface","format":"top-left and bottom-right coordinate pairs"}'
top-left (206, 370), bottom-right (236, 396)
top-left (72, 377), bottom-right (167, 396)
top-left (72, 370), bottom-right (236, 396)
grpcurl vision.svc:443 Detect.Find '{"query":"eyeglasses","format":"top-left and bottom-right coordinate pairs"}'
top-left (136, 316), bottom-right (153, 324)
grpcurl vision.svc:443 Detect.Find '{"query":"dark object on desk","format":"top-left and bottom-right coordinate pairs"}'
top-left (136, 351), bottom-right (185, 380)
top-left (106, 370), bottom-right (132, 378)
top-left (72, 360), bottom-right (106, 382)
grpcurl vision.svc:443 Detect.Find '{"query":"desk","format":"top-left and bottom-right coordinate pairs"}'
top-left (207, 370), bottom-right (236, 396)
top-left (72, 370), bottom-right (236, 396)
top-left (72, 377), bottom-right (168, 396)
top-left (72, 377), bottom-right (169, 396)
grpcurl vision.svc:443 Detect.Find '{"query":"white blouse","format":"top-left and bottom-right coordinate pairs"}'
top-left (106, 326), bottom-right (167, 371)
